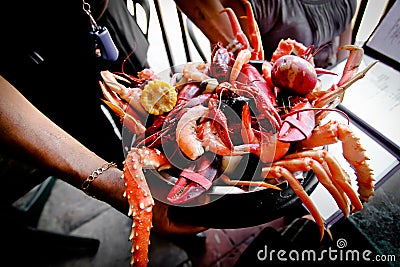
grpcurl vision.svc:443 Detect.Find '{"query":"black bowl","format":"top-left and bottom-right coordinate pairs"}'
top-left (163, 170), bottom-right (318, 229)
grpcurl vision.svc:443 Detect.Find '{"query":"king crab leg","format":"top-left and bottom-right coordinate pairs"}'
top-left (219, 174), bottom-right (281, 190)
top-left (313, 46), bottom-right (378, 112)
top-left (240, 0), bottom-right (263, 59)
top-left (261, 146), bottom-right (363, 240)
top-left (298, 120), bottom-right (374, 203)
top-left (123, 147), bottom-right (171, 266)
top-left (273, 157), bottom-right (351, 217)
top-left (262, 165), bottom-right (326, 240)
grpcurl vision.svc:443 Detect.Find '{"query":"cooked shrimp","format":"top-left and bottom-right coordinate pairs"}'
top-left (176, 105), bottom-right (208, 160)
top-left (183, 62), bottom-right (210, 82)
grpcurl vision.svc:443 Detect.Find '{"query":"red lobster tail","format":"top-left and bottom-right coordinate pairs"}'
top-left (123, 149), bottom-right (154, 267)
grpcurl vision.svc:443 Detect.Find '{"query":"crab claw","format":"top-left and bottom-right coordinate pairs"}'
top-left (279, 100), bottom-right (315, 142)
top-left (337, 45), bottom-right (364, 87)
top-left (167, 154), bottom-right (218, 204)
top-left (208, 98), bottom-right (234, 150)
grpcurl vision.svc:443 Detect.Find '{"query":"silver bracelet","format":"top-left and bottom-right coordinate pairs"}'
top-left (226, 38), bottom-right (243, 53)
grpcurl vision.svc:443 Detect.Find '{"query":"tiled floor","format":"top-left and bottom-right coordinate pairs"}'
top-left (31, 180), bottom-right (288, 267)
top-left (19, 179), bottom-right (286, 267)
top-left (12, 166), bottom-right (399, 267)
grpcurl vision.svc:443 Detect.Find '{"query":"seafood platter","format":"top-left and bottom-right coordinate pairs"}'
top-left (98, 4), bottom-right (376, 266)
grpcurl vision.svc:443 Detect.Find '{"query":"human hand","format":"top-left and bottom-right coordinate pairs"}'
top-left (152, 199), bottom-right (208, 235)
top-left (89, 166), bottom-right (207, 235)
